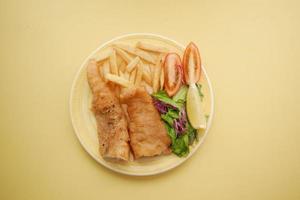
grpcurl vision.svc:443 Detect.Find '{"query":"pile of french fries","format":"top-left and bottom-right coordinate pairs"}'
top-left (95, 41), bottom-right (169, 94)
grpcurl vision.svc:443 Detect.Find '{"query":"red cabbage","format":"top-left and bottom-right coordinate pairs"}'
top-left (174, 109), bottom-right (187, 136)
top-left (153, 99), bottom-right (168, 114)
top-left (152, 98), bottom-right (178, 114)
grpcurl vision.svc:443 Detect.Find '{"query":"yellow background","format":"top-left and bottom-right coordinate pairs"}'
top-left (0, 0), bottom-right (299, 199)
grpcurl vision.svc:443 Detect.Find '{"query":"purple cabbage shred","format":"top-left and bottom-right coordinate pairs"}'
top-left (153, 97), bottom-right (188, 137)
top-left (174, 109), bottom-right (187, 136)
top-left (152, 98), bottom-right (178, 114)
top-left (153, 99), bottom-right (168, 114)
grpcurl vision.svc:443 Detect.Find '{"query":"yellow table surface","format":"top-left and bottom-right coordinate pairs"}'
top-left (1, 0), bottom-right (299, 199)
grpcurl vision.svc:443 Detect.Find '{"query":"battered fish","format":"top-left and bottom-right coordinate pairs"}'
top-left (87, 59), bottom-right (130, 161)
top-left (120, 87), bottom-right (171, 159)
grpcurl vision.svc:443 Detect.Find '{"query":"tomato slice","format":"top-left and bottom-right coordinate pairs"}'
top-left (182, 42), bottom-right (201, 84)
top-left (163, 53), bottom-right (183, 97)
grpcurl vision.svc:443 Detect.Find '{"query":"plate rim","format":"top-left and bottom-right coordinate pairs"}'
top-left (69, 33), bottom-right (215, 176)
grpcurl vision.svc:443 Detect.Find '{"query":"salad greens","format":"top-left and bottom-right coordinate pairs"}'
top-left (172, 84), bottom-right (203, 102)
top-left (161, 113), bottom-right (174, 127)
top-left (172, 134), bottom-right (189, 157)
top-left (152, 90), bottom-right (198, 157)
top-left (186, 122), bottom-right (198, 145)
top-left (173, 85), bottom-right (188, 102)
top-left (152, 91), bottom-right (181, 109)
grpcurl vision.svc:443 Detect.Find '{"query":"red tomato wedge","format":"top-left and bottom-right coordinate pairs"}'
top-left (163, 53), bottom-right (183, 96)
top-left (182, 42), bottom-right (201, 84)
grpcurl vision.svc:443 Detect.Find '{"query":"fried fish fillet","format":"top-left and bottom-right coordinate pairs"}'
top-left (87, 59), bottom-right (130, 161)
top-left (120, 87), bottom-right (171, 159)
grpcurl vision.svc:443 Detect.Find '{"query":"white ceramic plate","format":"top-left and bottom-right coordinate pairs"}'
top-left (70, 33), bottom-right (214, 176)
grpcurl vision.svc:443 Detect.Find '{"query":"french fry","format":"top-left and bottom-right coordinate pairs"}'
top-left (95, 50), bottom-right (111, 64)
top-left (138, 59), bottom-right (147, 72)
top-left (157, 54), bottom-right (164, 66)
top-left (129, 69), bottom-right (137, 84)
top-left (119, 70), bottom-right (130, 80)
top-left (149, 65), bottom-right (155, 80)
top-left (136, 41), bottom-right (169, 53)
top-left (115, 43), bottom-right (156, 64)
top-left (137, 59), bottom-right (152, 85)
top-left (124, 71), bottom-right (130, 80)
top-left (96, 66), bottom-right (104, 80)
top-left (109, 50), bottom-right (118, 75)
top-left (102, 61), bottom-right (110, 82)
top-left (152, 67), bottom-right (161, 93)
top-left (119, 60), bottom-right (127, 72)
top-left (141, 81), bottom-right (154, 94)
top-left (105, 73), bottom-right (132, 87)
top-left (160, 67), bottom-right (165, 90)
top-left (126, 56), bottom-right (140, 72)
top-left (135, 64), bottom-right (143, 86)
top-left (152, 55), bottom-right (163, 92)
top-left (142, 62), bottom-right (151, 74)
top-left (142, 71), bottom-right (152, 85)
top-left (114, 47), bottom-right (132, 63)
top-left (95, 60), bottom-right (104, 79)
top-left (119, 70), bottom-right (125, 78)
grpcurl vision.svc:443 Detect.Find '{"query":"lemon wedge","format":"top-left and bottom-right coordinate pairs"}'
top-left (186, 84), bottom-right (206, 129)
